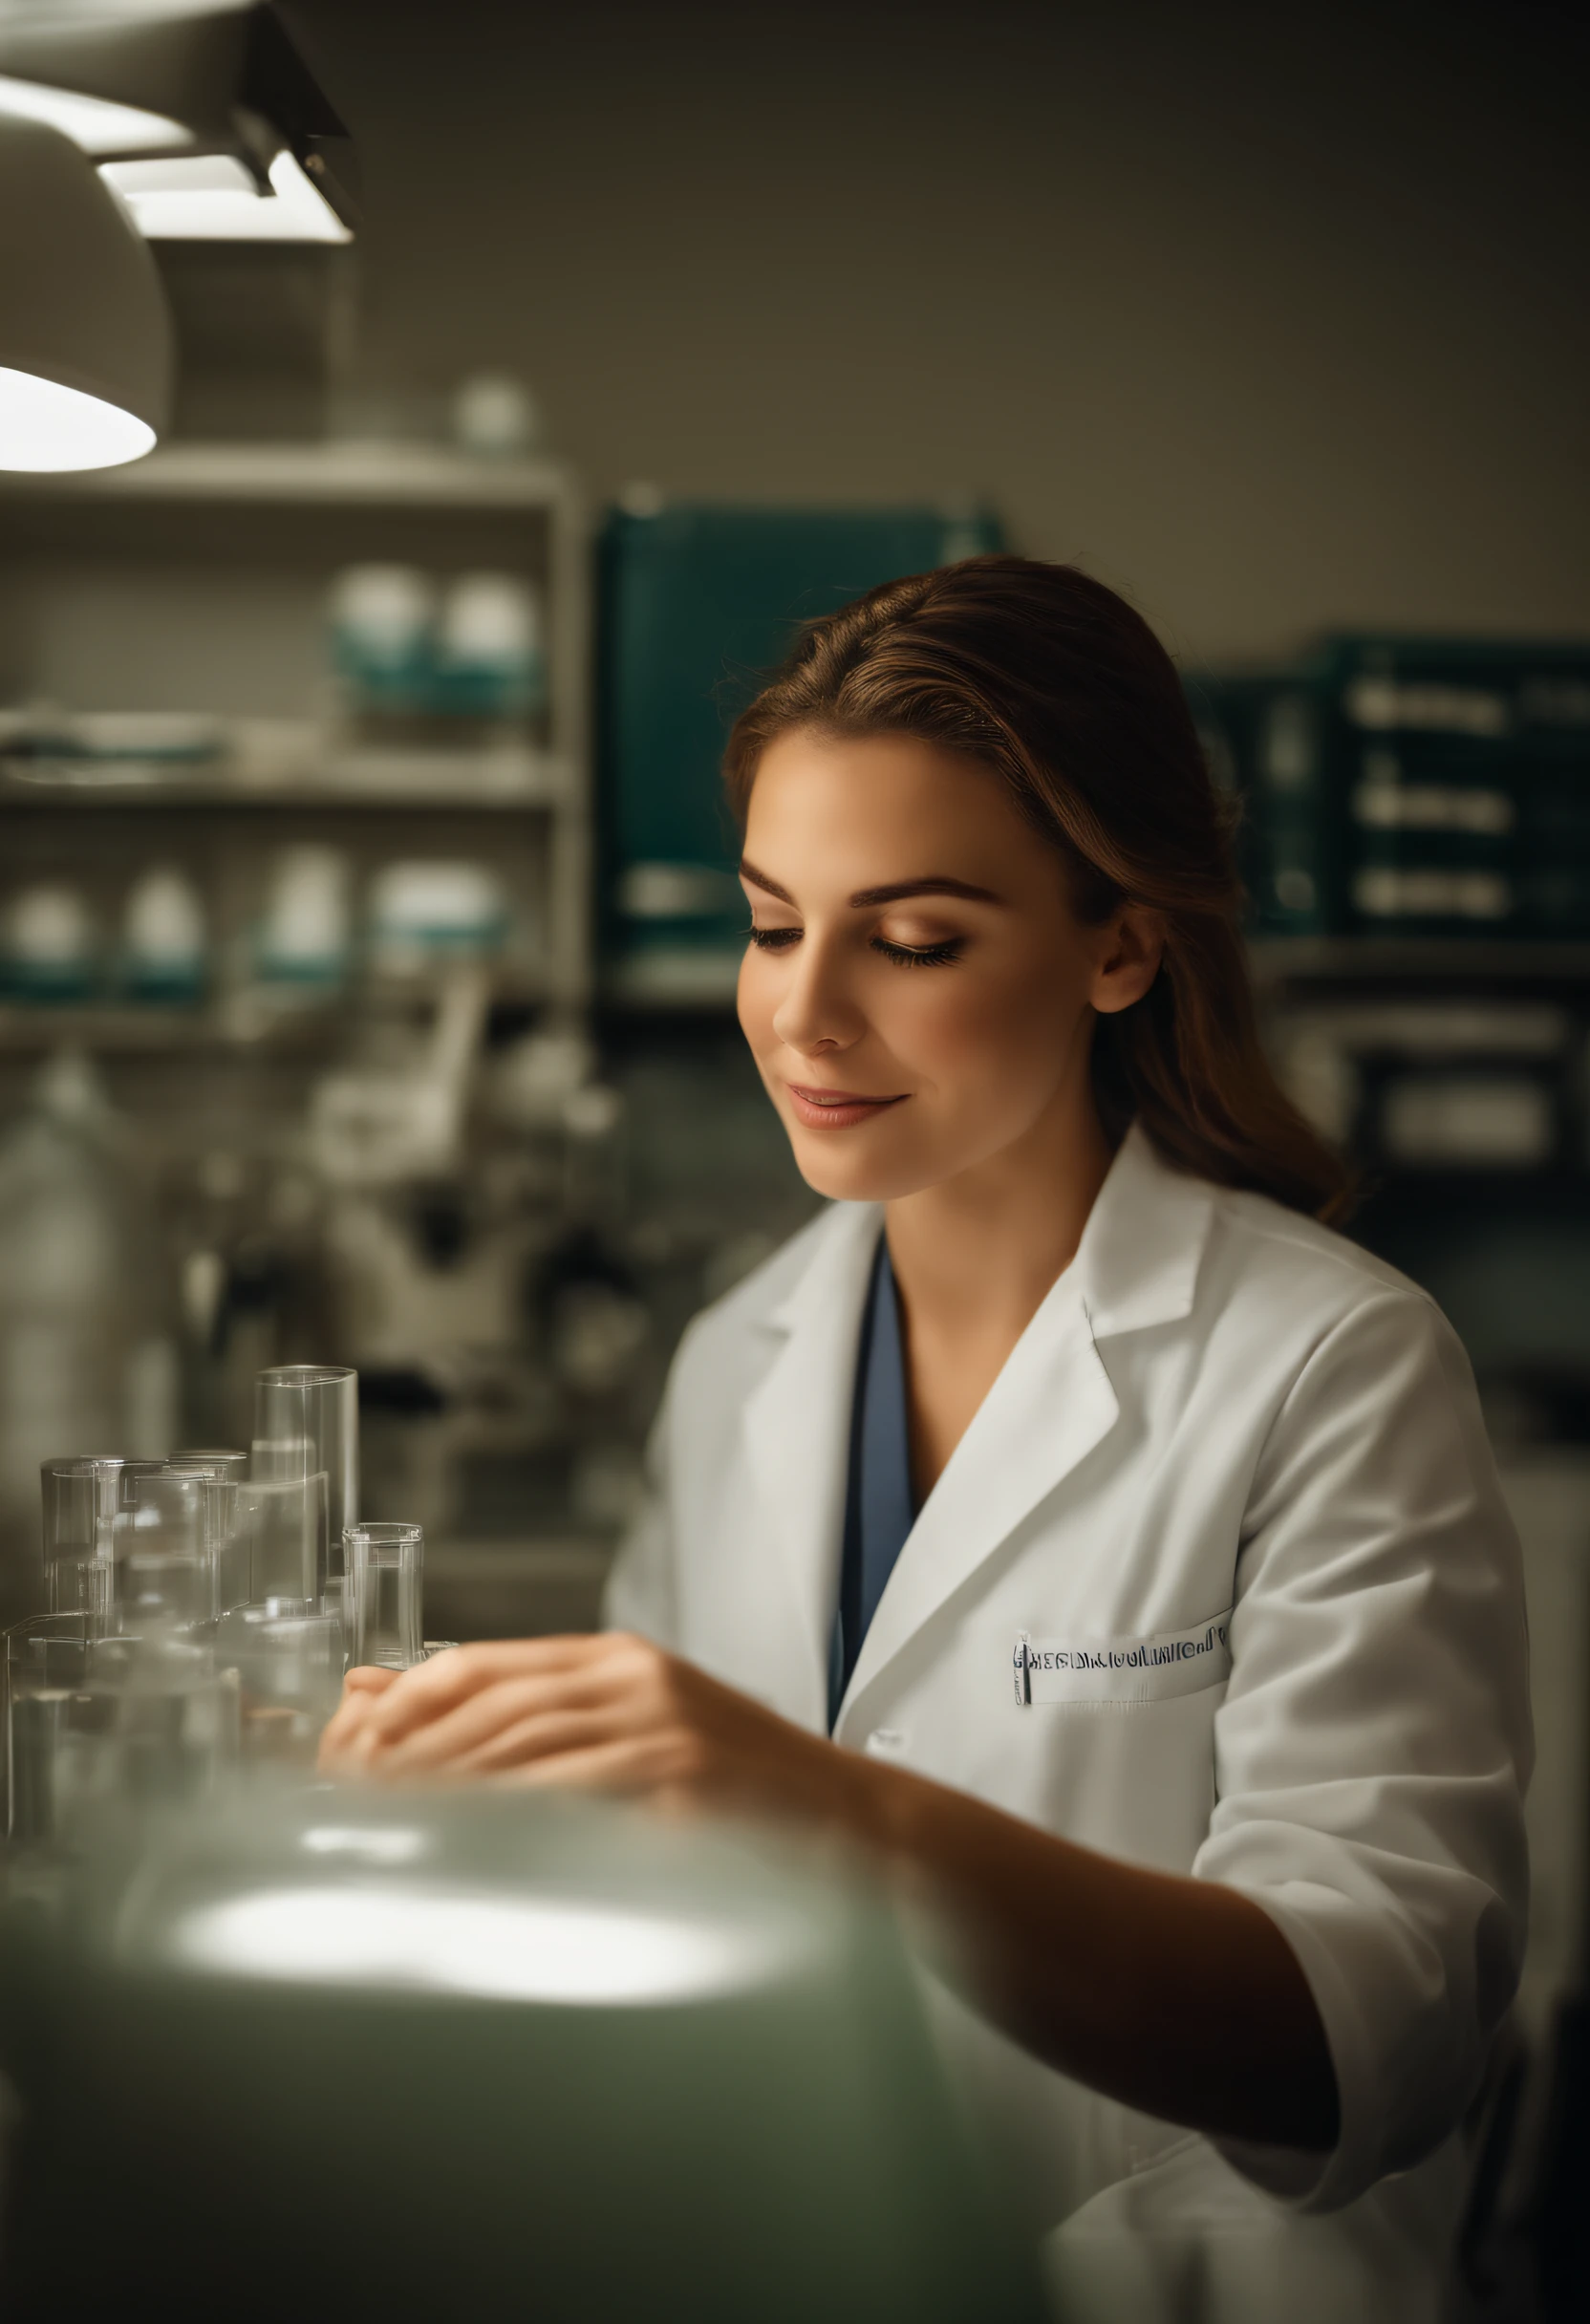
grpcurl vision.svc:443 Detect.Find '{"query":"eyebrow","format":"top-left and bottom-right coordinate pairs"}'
top-left (738, 859), bottom-right (1003, 909)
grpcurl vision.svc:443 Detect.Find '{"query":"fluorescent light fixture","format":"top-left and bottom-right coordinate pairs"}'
top-left (100, 143), bottom-right (350, 242)
top-left (173, 1883), bottom-right (802, 2006)
top-left (0, 71), bottom-right (192, 157)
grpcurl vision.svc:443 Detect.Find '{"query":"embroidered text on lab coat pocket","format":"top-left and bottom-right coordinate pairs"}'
top-left (1014, 1609), bottom-right (1233, 1706)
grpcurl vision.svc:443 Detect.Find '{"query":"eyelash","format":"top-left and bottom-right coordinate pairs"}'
top-left (744, 928), bottom-right (964, 968)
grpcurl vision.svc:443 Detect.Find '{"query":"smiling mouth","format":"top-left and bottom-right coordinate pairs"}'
top-left (784, 1084), bottom-right (908, 1130)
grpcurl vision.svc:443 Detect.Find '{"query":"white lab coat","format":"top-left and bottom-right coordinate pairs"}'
top-left (605, 1123), bottom-right (1532, 2323)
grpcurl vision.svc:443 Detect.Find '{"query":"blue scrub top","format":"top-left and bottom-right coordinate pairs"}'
top-left (828, 1235), bottom-right (917, 1730)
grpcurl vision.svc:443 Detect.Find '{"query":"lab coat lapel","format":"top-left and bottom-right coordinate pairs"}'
top-left (841, 1128), bottom-right (1215, 1718)
top-left (739, 1199), bottom-right (882, 1728)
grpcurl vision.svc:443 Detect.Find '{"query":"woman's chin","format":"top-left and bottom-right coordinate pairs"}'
top-left (788, 1132), bottom-right (937, 1206)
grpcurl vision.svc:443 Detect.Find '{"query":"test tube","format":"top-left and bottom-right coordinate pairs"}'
top-left (255, 1366), bottom-right (358, 1598)
top-left (345, 1523), bottom-right (423, 1671)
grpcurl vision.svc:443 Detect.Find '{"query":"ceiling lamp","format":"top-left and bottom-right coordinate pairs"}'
top-left (0, 4), bottom-right (356, 242)
top-left (0, 109), bottom-right (172, 470)
top-left (0, 69), bottom-right (192, 156)
top-left (101, 144), bottom-right (349, 243)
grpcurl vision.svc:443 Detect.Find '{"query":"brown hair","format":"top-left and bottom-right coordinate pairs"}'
top-left (723, 554), bottom-right (1352, 1222)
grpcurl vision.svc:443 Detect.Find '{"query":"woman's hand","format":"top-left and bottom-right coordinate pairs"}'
top-left (317, 1633), bottom-right (859, 1826)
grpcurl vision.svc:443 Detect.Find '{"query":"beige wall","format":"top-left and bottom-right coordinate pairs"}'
top-left (287, 0), bottom-right (1589, 662)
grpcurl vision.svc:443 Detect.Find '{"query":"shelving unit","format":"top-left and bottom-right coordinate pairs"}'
top-left (0, 441), bottom-right (593, 1033)
top-left (1250, 937), bottom-right (1590, 989)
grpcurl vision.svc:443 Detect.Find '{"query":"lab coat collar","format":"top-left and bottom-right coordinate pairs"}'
top-left (1069, 1120), bottom-right (1216, 1341)
top-left (743, 1124), bottom-right (1216, 1731)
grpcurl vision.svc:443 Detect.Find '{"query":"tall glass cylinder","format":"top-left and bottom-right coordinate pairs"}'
top-left (254, 1366), bottom-right (358, 1596)
top-left (345, 1523), bottom-right (423, 1671)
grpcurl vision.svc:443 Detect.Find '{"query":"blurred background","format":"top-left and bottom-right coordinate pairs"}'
top-left (0, 0), bottom-right (1586, 2162)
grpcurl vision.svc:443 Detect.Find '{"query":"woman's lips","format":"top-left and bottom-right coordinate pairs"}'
top-left (784, 1083), bottom-right (908, 1130)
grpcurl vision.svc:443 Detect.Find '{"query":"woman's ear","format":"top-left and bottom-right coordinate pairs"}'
top-left (1090, 905), bottom-right (1166, 1016)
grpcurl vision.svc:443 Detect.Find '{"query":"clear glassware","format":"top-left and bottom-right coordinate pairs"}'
top-left (6, 1619), bottom-right (239, 1843)
top-left (169, 1449), bottom-right (248, 1482)
top-left (236, 1474), bottom-right (327, 1608)
top-left (118, 1551), bottom-right (215, 1635)
top-left (254, 1365), bottom-right (358, 1599)
top-left (214, 1603), bottom-right (345, 1768)
top-left (345, 1522), bottom-right (423, 1671)
top-left (40, 1454), bottom-right (163, 1620)
top-left (110, 1467), bottom-right (213, 1631)
top-left (6, 1610), bottom-right (95, 1838)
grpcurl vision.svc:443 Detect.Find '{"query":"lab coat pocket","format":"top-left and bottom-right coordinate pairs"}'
top-left (1014, 1608), bottom-right (1233, 1706)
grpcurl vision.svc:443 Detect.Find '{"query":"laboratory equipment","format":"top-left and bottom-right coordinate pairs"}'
top-left (345, 1521), bottom-right (422, 1670)
top-left (0, 1054), bottom-right (164, 1535)
top-left (41, 1452), bottom-right (162, 1617)
top-left (214, 1601), bottom-right (344, 1768)
top-left (5, 1610), bottom-right (94, 1837)
top-left (329, 563), bottom-right (437, 719)
top-left (254, 846), bottom-right (351, 990)
top-left (254, 1363), bottom-right (357, 1590)
top-left (120, 865), bottom-right (207, 1002)
top-left (0, 881), bottom-right (97, 998)
top-left (234, 1473), bottom-right (326, 1608)
top-left (4, 1622), bottom-right (239, 1845)
top-left (434, 570), bottom-right (544, 720)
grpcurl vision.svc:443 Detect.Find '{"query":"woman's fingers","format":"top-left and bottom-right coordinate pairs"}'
top-left (357, 1637), bottom-right (603, 1750)
top-left (344, 1665), bottom-right (401, 1698)
top-left (371, 1669), bottom-right (637, 1774)
top-left (488, 1734), bottom-right (679, 1797)
top-left (318, 1667), bottom-right (404, 1770)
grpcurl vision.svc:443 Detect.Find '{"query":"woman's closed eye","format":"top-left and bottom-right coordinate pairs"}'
top-left (870, 934), bottom-right (964, 967)
top-left (745, 923), bottom-right (965, 966)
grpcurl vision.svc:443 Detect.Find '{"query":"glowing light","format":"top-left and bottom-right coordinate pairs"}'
top-left (100, 148), bottom-right (351, 244)
top-left (173, 1883), bottom-right (798, 2006)
top-left (0, 364), bottom-right (155, 472)
top-left (0, 74), bottom-right (191, 158)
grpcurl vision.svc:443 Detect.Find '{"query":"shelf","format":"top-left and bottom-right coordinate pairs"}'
top-left (1249, 937), bottom-right (1590, 985)
top-left (0, 980), bottom-right (549, 1055)
top-left (0, 727), bottom-right (571, 811)
top-left (0, 441), bottom-right (580, 513)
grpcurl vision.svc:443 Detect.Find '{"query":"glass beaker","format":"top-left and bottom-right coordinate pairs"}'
top-left (6, 1610), bottom-right (95, 1838)
top-left (345, 1523), bottom-right (423, 1671)
top-left (215, 1603), bottom-right (345, 1768)
top-left (6, 1620), bottom-right (239, 1842)
top-left (40, 1455), bottom-right (164, 1620)
top-left (255, 1366), bottom-right (358, 1596)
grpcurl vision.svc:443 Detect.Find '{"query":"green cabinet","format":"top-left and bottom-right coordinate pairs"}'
top-left (598, 501), bottom-right (1002, 999)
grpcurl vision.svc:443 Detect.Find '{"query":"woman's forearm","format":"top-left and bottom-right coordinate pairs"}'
top-left (836, 1749), bottom-right (1340, 2151)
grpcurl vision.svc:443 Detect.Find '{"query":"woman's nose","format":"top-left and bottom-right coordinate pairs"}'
top-left (770, 939), bottom-right (863, 1056)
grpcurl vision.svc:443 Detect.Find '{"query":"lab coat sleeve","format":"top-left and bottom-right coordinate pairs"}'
top-left (601, 1358), bottom-right (680, 1649)
top-left (1192, 1285), bottom-right (1532, 2214)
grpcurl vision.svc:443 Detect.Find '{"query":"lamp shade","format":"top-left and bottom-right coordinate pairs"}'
top-left (0, 111), bottom-right (171, 471)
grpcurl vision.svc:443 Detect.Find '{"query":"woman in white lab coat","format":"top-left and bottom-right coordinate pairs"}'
top-left (323, 557), bottom-right (1531, 2321)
